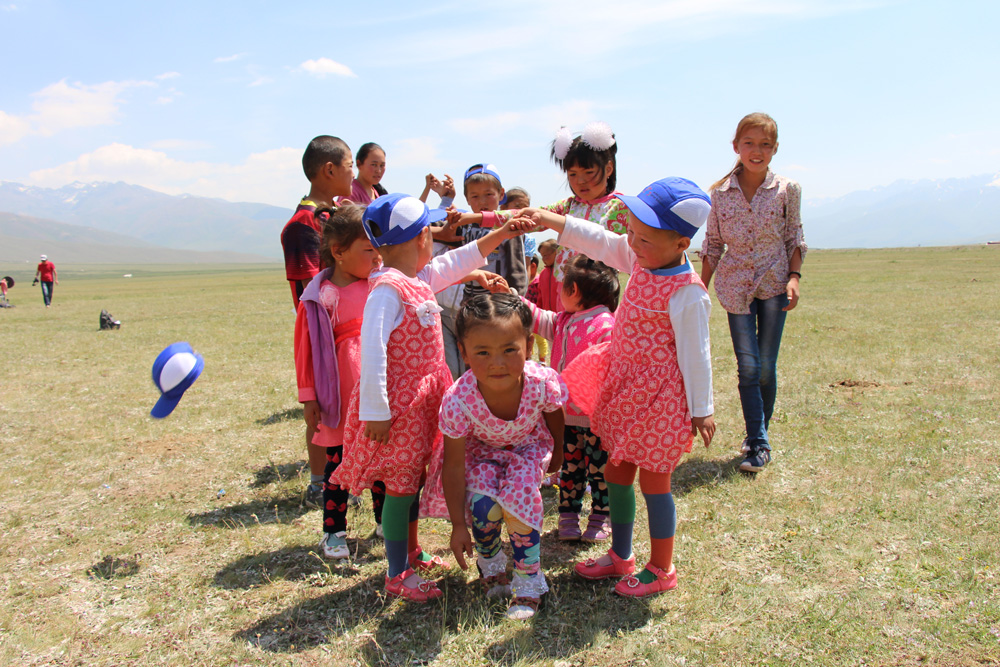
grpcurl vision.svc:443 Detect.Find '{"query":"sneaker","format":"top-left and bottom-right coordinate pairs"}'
top-left (614, 563), bottom-right (677, 598)
top-left (319, 531), bottom-right (349, 560)
top-left (574, 549), bottom-right (636, 581)
top-left (581, 514), bottom-right (610, 543)
top-left (507, 596), bottom-right (540, 620)
top-left (558, 513), bottom-right (582, 541)
top-left (740, 448), bottom-right (771, 473)
top-left (384, 568), bottom-right (442, 603)
top-left (303, 483), bottom-right (323, 509)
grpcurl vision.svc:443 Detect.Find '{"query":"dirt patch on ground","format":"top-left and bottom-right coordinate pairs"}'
top-left (831, 379), bottom-right (881, 388)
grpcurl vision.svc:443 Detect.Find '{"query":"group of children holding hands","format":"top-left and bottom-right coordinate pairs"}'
top-left (283, 113), bottom-right (806, 620)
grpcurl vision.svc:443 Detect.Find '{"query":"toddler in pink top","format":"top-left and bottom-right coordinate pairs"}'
top-left (522, 253), bottom-right (618, 543)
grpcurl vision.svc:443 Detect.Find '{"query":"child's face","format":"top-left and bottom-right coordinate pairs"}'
top-left (560, 282), bottom-right (583, 313)
top-left (333, 236), bottom-right (380, 281)
top-left (327, 154), bottom-right (355, 197)
top-left (465, 182), bottom-right (503, 214)
top-left (358, 148), bottom-right (386, 186)
top-left (502, 195), bottom-right (529, 211)
top-left (734, 127), bottom-right (776, 178)
top-left (415, 226), bottom-right (434, 268)
top-left (459, 316), bottom-right (529, 396)
top-left (539, 248), bottom-right (556, 268)
top-left (567, 162), bottom-right (613, 201)
top-left (626, 213), bottom-right (690, 270)
top-left (528, 260), bottom-right (538, 281)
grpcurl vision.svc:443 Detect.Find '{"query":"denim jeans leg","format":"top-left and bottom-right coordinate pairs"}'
top-left (728, 303), bottom-right (766, 449)
top-left (41, 281), bottom-right (53, 306)
top-left (757, 294), bottom-right (788, 431)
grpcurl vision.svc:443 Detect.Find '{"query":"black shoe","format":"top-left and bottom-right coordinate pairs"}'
top-left (303, 483), bottom-right (323, 509)
top-left (740, 448), bottom-right (771, 473)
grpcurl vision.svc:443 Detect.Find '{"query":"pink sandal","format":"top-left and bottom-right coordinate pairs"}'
top-left (614, 563), bottom-right (677, 598)
top-left (408, 547), bottom-right (446, 572)
top-left (384, 567), bottom-right (443, 602)
top-left (574, 549), bottom-right (636, 581)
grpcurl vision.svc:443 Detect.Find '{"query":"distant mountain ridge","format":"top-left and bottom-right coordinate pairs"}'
top-left (1, 174), bottom-right (998, 255)
top-left (804, 173), bottom-right (1000, 248)
top-left (0, 181), bottom-right (293, 259)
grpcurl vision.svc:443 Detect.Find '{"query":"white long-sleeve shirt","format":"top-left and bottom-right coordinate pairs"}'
top-left (358, 242), bottom-right (487, 421)
top-left (559, 216), bottom-right (714, 418)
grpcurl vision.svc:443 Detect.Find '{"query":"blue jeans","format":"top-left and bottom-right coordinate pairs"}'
top-left (727, 294), bottom-right (788, 451)
top-left (41, 281), bottom-right (54, 306)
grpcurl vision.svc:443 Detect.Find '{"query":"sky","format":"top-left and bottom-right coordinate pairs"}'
top-left (1, 0), bottom-right (998, 212)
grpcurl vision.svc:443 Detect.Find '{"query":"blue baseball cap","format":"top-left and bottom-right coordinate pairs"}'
top-left (614, 177), bottom-right (711, 239)
top-left (464, 163), bottom-right (507, 205)
top-left (362, 193), bottom-right (447, 249)
top-left (151, 342), bottom-right (204, 419)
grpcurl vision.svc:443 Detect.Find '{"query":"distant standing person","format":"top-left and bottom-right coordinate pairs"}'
top-left (34, 254), bottom-right (58, 308)
top-left (700, 113), bottom-right (806, 474)
top-left (339, 142), bottom-right (388, 206)
top-left (280, 135), bottom-right (356, 508)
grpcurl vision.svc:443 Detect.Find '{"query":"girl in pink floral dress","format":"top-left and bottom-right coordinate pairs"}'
top-left (331, 193), bottom-right (521, 602)
top-left (516, 177), bottom-right (716, 599)
top-left (438, 293), bottom-right (567, 620)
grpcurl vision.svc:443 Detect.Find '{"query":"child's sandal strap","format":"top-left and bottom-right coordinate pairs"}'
top-left (510, 596), bottom-right (539, 611)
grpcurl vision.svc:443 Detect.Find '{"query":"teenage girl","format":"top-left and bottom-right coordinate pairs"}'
top-left (341, 142), bottom-right (389, 206)
top-left (294, 205), bottom-right (386, 559)
top-left (330, 193), bottom-right (521, 602)
top-left (522, 254), bottom-right (618, 542)
top-left (440, 293), bottom-right (567, 620)
top-left (516, 177), bottom-right (716, 598)
top-left (700, 113), bottom-right (806, 473)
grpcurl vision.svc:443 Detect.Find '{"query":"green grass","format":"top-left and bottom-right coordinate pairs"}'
top-left (1, 247), bottom-right (999, 666)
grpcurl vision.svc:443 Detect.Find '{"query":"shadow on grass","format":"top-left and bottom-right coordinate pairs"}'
top-left (256, 407), bottom-right (304, 426)
top-left (87, 555), bottom-right (141, 580)
top-left (214, 543), bottom-right (381, 590)
top-left (672, 454), bottom-right (744, 497)
top-left (233, 564), bottom-right (652, 663)
top-left (187, 492), bottom-right (312, 528)
top-left (251, 460), bottom-right (309, 488)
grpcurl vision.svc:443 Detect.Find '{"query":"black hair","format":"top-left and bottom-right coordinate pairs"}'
top-left (302, 135), bottom-right (350, 181)
top-left (562, 253), bottom-right (620, 312)
top-left (456, 293), bottom-right (532, 343)
top-left (551, 134), bottom-right (618, 195)
top-left (318, 205), bottom-right (367, 268)
top-left (528, 255), bottom-right (539, 268)
top-left (357, 142), bottom-right (389, 196)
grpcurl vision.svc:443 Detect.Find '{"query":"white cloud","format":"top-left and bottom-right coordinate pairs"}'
top-left (155, 71), bottom-right (181, 80)
top-left (450, 100), bottom-right (602, 137)
top-left (27, 143), bottom-right (303, 206)
top-left (214, 53), bottom-right (248, 63)
top-left (0, 110), bottom-right (32, 145)
top-left (298, 58), bottom-right (357, 78)
top-left (249, 76), bottom-right (273, 87)
top-left (148, 139), bottom-right (212, 151)
top-left (389, 138), bottom-right (446, 170)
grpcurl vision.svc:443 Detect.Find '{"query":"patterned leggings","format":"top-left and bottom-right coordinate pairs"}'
top-left (322, 445), bottom-right (385, 534)
top-left (470, 494), bottom-right (540, 581)
top-left (559, 425), bottom-right (609, 515)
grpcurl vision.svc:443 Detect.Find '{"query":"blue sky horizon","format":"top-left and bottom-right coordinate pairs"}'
top-left (1, 0), bottom-right (998, 212)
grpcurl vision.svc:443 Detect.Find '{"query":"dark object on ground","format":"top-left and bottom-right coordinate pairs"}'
top-left (100, 309), bottom-right (121, 330)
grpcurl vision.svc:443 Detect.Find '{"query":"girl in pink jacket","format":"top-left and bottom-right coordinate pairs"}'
top-left (522, 254), bottom-right (619, 541)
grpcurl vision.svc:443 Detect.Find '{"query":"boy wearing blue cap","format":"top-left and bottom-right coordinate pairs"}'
top-left (331, 193), bottom-right (522, 602)
top-left (515, 178), bottom-right (716, 598)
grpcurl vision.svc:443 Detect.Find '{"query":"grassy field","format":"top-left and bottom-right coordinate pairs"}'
top-left (1, 247), bottom-right (998, 667)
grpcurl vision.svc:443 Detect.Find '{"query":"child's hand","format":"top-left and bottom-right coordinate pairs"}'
top-left (691, 415), bottom-right (715, 447)
top-left (363, 419), bottom-right (392, 445)
top-left (450, 526), bottom-right (475, 570)
top-left (527, 208), bottom-right (567, 233)
top-left (546, 447), bottom-right (563, 474)
top-left (783, 275), bottom-right (800, 311)
top-left (303, 400), bottom-right (320, 431)
top-left (441, 174), bottom-right (456, 199)
top-left (470, 271), bottom-right (510, 293)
